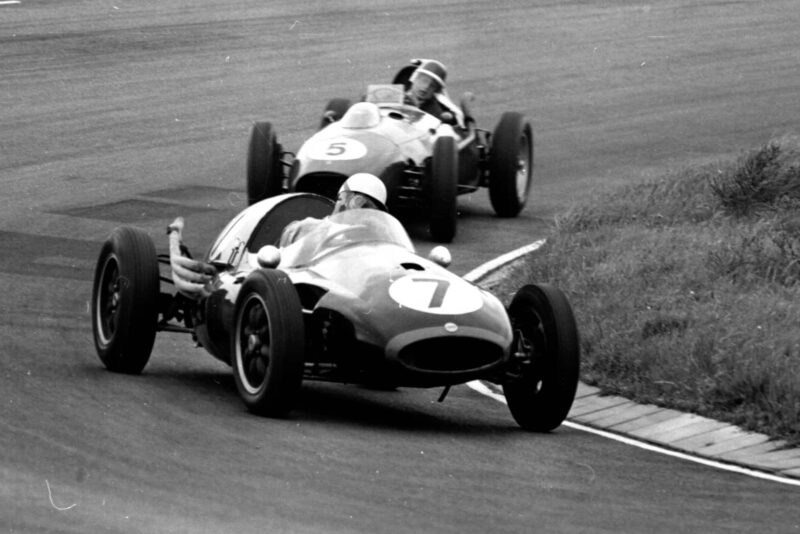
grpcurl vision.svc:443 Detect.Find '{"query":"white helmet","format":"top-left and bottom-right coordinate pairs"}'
top-left (334, 173), bottom-right (388, 213)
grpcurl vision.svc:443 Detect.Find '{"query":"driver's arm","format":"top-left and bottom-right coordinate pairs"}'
top-left (279, 217), bottom-right (323, 247)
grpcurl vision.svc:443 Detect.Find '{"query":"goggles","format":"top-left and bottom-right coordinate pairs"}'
top-left (337, 191), bottom-right (382, 211)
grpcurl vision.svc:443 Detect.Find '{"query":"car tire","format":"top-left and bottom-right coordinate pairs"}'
top-left (429, 135), bottom-right (458, 243)
top-left (503, 283), bottom-right (580, 432)
top-left (92, 226), bottom-right (160, 374)
top-left (246, 121), bottom-right (284, 205)
top-left (319, 98), bottom-right (352, 130)
top-left (232, 269), bottom-right (306, 417)
top-left (488, 112), bottom-right (533, 218)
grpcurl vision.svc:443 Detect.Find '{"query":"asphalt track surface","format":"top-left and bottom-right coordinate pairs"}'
top-left (2, 1), bottom-right (799, 532)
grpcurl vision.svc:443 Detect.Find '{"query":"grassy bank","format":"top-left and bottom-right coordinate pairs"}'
top-left (495, 136), bottom-right (800, 446)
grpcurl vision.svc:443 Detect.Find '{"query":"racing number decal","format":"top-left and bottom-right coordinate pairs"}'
top-left (388, 274), bottom-right (483, 315)
top-left (417, 278), bottom-right (450, 309)
top-left (307, 137), bottom-right (367, 161)
top-left (325, 142), bottom-right (347, 156)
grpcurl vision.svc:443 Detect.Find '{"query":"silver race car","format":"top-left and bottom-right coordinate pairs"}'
top-left (247, 63), bottom-right (533, 243)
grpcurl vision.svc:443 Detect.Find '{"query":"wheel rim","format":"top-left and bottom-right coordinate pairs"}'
top-left (515, 131), bottom-right (531, 201)
top-left (236, 294), bottom-right (272, 395)
top-left (96, 254), bottom-right (122, 346)
top-left (511, 304), bottom-right (548, 391)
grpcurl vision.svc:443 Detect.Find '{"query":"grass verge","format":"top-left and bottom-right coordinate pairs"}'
top-left (491, 135), bottom-right (800, 447)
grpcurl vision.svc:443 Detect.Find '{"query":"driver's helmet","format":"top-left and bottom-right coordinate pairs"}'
top-left (333, 173), bottom-right (388, 213)
top-left (410, 59), bottom-right (447, 93)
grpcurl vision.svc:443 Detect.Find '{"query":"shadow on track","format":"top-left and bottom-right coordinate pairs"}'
top-left (90, 360), bottom-right (535, 436)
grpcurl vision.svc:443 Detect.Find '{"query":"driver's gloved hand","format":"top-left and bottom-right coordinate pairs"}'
top-left (322, 110), bottom-right (338, 124)
top-left (440, 111), bottom-right (455, 125)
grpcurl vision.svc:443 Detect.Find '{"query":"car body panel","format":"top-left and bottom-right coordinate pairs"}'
top-left (193, 194), bottom-right (512, 387)
top-left (290, 101), bottom-right (477, 208)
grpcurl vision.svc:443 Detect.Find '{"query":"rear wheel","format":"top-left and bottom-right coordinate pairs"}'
top-left (246, 121), bottom-right (284, 205)
top-left (92, 227), bottom-right (160, 374)
top-left (489, 112), bottom-right (533, 217)
top-left (429, 136), bottom-right (458, 243)
top-left (503, 283), bottom-right (579, 431)
top-left (319, 98), bottom-right (352, 129)
top-left (232, 269), bottom-right (306, 417)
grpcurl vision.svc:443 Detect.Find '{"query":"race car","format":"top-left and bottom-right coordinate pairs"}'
top-left (91, 193), bottom-right (578, 431)
top-left (246, 62), bottom-right (533, 243)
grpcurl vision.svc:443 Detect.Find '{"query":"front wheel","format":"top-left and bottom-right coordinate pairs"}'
top-left (91, 226), bottom-right (160, 374)
top-left (428, 136), bottom-right (458, 243)
top-left (246, 121), bottom-right (284, 205)
top-left (503, 283), bottom-right (579, 431)
top-left (489, 112), bottom-right (533, 217)
top-left (232, 269), bottom-right (306, 417)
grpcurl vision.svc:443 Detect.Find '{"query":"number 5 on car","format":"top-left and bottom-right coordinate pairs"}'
top-left (306, 137), bottom-right (368, 161)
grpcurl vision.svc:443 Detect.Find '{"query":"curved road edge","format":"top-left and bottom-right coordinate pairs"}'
top-left (464, 240), bottom-right (800, 487)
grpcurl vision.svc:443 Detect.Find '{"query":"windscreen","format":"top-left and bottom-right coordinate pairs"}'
top-left (280, 209), bottom-right (414, 267)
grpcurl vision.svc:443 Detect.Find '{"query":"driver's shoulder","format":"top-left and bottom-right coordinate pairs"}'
top-left (279, 216), bottom-right (326, 247)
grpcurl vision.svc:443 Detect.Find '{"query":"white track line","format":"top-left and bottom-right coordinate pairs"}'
top-left (465, 244), bottom-right (800, 488)
top-left (0, 1), bottom-right (22, 5)
top-left (466, 381), bottom-right (800, 487)
top-left (462, 239), bottom-right (545, 283)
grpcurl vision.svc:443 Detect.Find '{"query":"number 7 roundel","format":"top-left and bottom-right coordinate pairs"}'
top-left (388, 274), bottom-right (483, 315)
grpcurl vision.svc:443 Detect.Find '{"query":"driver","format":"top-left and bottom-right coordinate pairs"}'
top-left (404, 59), bottom-right (466, 127)
top-left (278, 173), bottom-right (388, 247)
top-left (331, 172), bottom-right (388, 214)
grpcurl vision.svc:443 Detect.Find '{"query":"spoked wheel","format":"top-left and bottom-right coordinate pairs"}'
top-left (489, 112), bottom-right (533, 218)
top-left (429, 135), bottom-right (458, 243)
top-left (503, 283), bottom-right (580, 431)
top-left (232, 269), bottom-right (306, 416)
top-left (91, 226), bottom-right (160, 374)
top-left (246, 121), bottom-right (284, 205)
top-left (319, 98), bottom-right (352, 129)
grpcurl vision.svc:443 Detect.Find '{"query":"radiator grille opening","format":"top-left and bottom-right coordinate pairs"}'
top-left (398, 337), bottom-right (503, 372)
